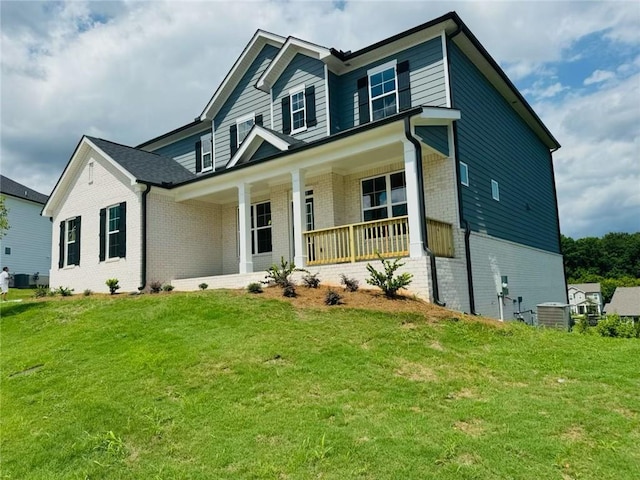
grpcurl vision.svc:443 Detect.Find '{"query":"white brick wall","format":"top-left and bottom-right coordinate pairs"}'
top-left (469, 232), bottom-right (566, 320)
top-left (49, 152), bottom-right (142, 293)
top-left (147, 192), bottom-right (221, 284)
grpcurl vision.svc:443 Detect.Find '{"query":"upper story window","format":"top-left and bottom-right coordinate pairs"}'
top-left (236, 113), bottom-right (255, 146)
top-left (460, 162), bottom-right (469, 186)
top-left (361, 171), bottom-right (407, 221)
top-left (491, 180), bottom-right (500, 201)
top-left (368, 61), bottom-right (398, 121)
top-left (201, 133), bottom-right (213, 172)
top-left (290, 86), bottom-right (306, 133)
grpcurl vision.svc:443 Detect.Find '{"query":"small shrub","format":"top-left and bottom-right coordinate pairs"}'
top-left (366, 254), bottom-right (413, 298)
top-left (302, 272), bottom-right (321, 288)
top-left (56, 286), bottom-right (74, 297)
top-left (325, 290), bottom-right (342, 305)
top-left (264, 257), bottom-right (306, 288)
top-left (340, 274), bottom-right (359, 292)
top-left (282, 283), bottom-right (297, 298)
top-left (199, 283), bottom-right (208, 290)
top-left (83, 289), bottom-right (93, 297)
top-left (105, 278), bottom-right (120, 295)
top-left (34, 286), bottom-right (50, 298)
top-left (149, 280), bottom-right (162, 294)
top-left (162, 284), bottom-right (174, 292)
top-left (596, 314), bottom-right (637, 338)
top-left (574, 315), bottom-right (590, 334)
top-left (247, 282), bottom-right (263, 294)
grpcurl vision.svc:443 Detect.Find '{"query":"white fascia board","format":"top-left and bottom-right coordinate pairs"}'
top-left (256, 37), bottom-right (331, 92)
top-left (413, 107), bottom-right (461, 126)
top-left (226, 125), bottom-right (290, 168)
top-left (200, 30), bottom-right (285, 121)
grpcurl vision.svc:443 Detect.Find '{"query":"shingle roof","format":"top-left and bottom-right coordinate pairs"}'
top-left (0, 175), bottom-right (49, 204)
top-left (263, 127), bottom-right (305, 147)
top-left (568, 283), bottom-right (601, 294)
top-left (86, 137), bottom-right (196, 186)
top-left (603, 287), bottom-right (640, 317)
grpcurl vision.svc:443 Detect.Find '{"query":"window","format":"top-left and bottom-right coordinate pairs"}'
top-left (88, 162), bottom-right (94, 184)
top-left (491, 179), bottom-right (500, 201)
top-left (236, 114), bottom-right (255, 146)
top-left (59, 216), bottom-right (81, 268)
top-left (100, 203), bottom-right (126, 261)
top-left (201, 133), bottom-right (213, 172)
top-left (290, 87), bottom-right (306, 133)
top-left (251, 202), bottom-right (272, 254)
top-left (305, 190), bottom-right (314, 231)
top-left (4, 247), bottom-right (10, 255)
top-left (361, 171), bottom-right (407, 221)
top-left (368, 61), bottom-right (398, 121)
top-left (460, 162), bottom-right (469, 186)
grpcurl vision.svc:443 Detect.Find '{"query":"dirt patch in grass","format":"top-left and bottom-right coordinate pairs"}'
top-left (454, 419), bottom-right (485, 437)
top-left (394, 360), bottom-right (438, 382)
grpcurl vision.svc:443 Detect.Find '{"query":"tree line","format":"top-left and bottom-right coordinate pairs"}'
top-left (561, 232), bottom-right (640, 303)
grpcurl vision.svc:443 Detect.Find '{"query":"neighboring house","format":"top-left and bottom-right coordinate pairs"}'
top-left (603, 287), bottom-right (640, 322)
top-left (42, 12), bottom-right (567, 319)
top-left (0, 175), bottom-right (51, 285)
top-left (568, 283), bottom-right (603, 316)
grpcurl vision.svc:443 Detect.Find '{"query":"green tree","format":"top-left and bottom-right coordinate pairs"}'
top-left (0, 196), bottom-right (9, 238)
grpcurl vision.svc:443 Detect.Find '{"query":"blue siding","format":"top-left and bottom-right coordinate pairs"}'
top-left (449, 41), bottom-right (560, 254)
top-left (151, 130), bottom-right (211, 172)
top-left (214, 44), bottom-right (278, 170)
top-left (249, 141), bottom-right (281, 162)
top-left (415, 126), bottom-right (449, 156)
top-left (333, 37), bottom-right (446, 131)
top-left (272, 53), bottom-right (327, 143)
top-left (328, 71), bottom-right (341, 135)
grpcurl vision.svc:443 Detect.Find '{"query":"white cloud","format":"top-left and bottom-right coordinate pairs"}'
top-left (523, 81), bottom-right (568, 100)
top-left (584, 69), bottom-right (615, 85)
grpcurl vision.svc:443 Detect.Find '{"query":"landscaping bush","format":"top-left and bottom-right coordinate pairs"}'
top-left (56, 286), bottom-right (74, 297)
top-left (247, 282), bottom-right (263, 294)
top-left (105, 278), bottom-right (120, 295)
top-left (325, 290), bottom-right (342, 306)
top-left (149, 281), bottom-right (162, 294)
top-left (366, 254), bottom-right (413, 298)
top-left (574, 315), bottom-right (590, 334)
top-left (162, 284), bottom-right (174, 292)
top-left (340, 274), bottom-right (359, 292)
top-left (198, 283), bottom-right (208, 291)
top-left (282, 283), bottom-right (297, 298)
top-left (596, 314), bottom-right (638, 338)
top-left (301, 272), bottom-right (321, 288)
top-left (34, 286), bottom-right (50, 298)
top-left (83, 289), bottom-right (93, 297)
top-left (264, 257), bottom-right (306, 288)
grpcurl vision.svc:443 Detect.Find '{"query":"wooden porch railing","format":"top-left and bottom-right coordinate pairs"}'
top-left (303, 216), bottom-right (454, 266)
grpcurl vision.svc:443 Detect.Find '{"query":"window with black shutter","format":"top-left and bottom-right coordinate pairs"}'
top-left (100, 203), bottom-right (127, 260)
top-left (61, 216), bottom-right (81, 267)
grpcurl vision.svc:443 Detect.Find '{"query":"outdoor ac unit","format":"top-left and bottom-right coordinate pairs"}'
top-left (537, 302), bottom-right (571, 331)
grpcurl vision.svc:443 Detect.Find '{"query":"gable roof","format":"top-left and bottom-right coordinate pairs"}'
top-left (226, 125), bottom-right (303, 168)
top-left (604, 287), bottom-right (640, 316)
top-left (199, 30), bottom-right (285, 121)
top-left (0, 175), bottom-right (49, 204)
top-left (568, 283), bottom-right (602, 294)
top-left (86, 137), bottom-right (195, 185)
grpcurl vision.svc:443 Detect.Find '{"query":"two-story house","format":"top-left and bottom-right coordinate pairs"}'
top-left (1, 175), bottom-right (51, 286)
top-left (42, 12), bottom-right (567, 319)
top-left (568, 283), bottom-right (603, 316)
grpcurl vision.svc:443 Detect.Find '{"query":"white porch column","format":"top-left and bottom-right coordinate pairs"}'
top-left (238, 183), bottom-right (253, 273)
top-left (402, 139), bottom-right (426, 258)
top-left (291, 168), bottom-right (307, 267)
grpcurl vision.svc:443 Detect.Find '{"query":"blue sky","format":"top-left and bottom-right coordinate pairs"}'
top-left (1, 0), bottom-right (639, 239)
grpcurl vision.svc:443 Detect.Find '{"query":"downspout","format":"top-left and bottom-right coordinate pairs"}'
top-left (448, 26), bottom-right (478, 315)
top-left (138, 184), bottom-right (152, 291)
top-left (403, 116), bottom-right (445, 306)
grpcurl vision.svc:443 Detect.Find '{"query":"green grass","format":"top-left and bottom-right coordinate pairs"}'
top-left (1, 291), bottom-right (639, 479)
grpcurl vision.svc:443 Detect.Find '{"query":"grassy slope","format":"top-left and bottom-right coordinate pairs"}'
top-left (1, 291), bottom-right (639, 479)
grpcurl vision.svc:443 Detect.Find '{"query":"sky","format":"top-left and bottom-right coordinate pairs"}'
top-left (1, 0), bottom-right (638, 239)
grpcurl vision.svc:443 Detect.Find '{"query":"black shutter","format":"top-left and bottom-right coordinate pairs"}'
top-left (75, 216), bottom-right (81, 266)
top-left (281, 96), bottom-right (291, 134)
top-left (397, 60), bottom-right (411, 111)
top-left (99, 208), bottom-right (106, 262)
top-left (357, 76), bottom-right (369, 125)
top-left (255, 114), bottom-right (263, 127)
top-left (58, 221), bottom-right (65, 268)
top-left (305, 86), bottom-right (317, 127)
top-left (195, 140), bottom-right (202, 173)
top-left (118, 202), bottom-right (127, 258)
top-left (230, 124), bottom-right (238, 156)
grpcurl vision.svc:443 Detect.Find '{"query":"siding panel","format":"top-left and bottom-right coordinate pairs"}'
top-left (449, 40), bottom-right (560, 254)
top-left (151, 130), bottom-right (211, 173)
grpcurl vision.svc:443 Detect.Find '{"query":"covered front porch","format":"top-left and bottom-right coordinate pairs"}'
top-left (167, 108), bottom-right (461, 300)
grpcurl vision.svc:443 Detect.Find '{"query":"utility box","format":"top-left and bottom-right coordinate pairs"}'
top-left (537, 303), bottom-right (571, 331)
top-left (13, 274), bottom-right (30, 289)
